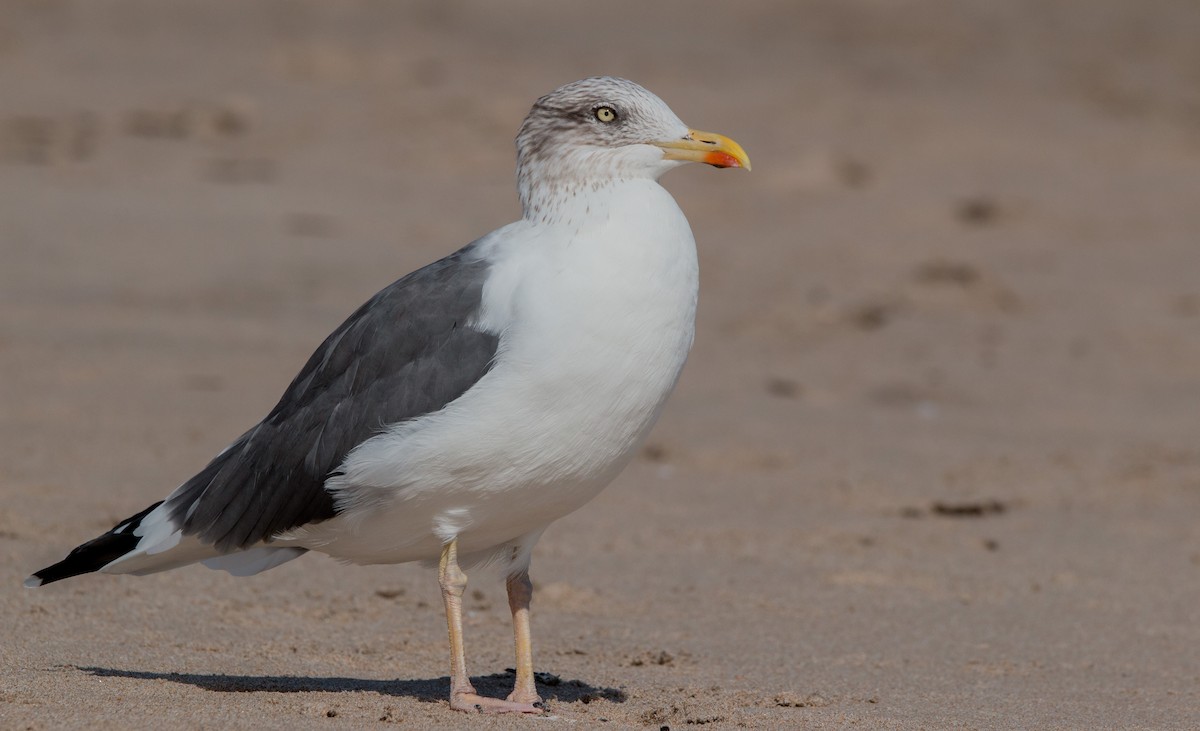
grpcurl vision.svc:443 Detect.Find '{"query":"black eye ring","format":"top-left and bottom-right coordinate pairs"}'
top-left (594, 106), bottom-right (618, 123)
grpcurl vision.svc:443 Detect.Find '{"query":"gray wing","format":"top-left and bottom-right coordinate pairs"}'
top-left (165, 243), bottom-right (499, 551)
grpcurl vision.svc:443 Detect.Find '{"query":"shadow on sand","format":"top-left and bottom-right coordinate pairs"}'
top-left (76, 665), bottom-right (626, 705)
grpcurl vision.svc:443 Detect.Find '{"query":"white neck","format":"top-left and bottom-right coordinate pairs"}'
top-left (516, 146), bottom-right (680, 226)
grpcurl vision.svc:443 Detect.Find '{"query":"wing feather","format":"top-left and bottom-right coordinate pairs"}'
top-left (165, 243), bottom-right (499, 551)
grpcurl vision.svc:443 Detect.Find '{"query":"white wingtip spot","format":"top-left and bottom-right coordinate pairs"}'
top-left (24, 575), bottom-right (43, 588)
top-left (132, 503), bottom-right (184, 555)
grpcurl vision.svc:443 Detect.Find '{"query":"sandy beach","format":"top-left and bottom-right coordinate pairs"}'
top-left (2, 1), bottom-right (1199, 728)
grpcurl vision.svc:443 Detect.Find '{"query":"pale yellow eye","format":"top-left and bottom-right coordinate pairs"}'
top-left (594, 106), bottom-right (617, 123)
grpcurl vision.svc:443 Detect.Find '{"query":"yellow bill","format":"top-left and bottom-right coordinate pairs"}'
top-left (655, 129), bottom-right (751, 170)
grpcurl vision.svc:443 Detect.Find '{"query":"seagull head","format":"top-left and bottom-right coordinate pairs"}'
top-left (515, 77), bottom-right (750, 217)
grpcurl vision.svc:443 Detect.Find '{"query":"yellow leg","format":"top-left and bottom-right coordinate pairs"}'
top-left (438, 540), bottom-right (543, 714)
top-left (438, 540), bottom-right (474, 705)
top-left (505, 570), bottom-right (543, 706)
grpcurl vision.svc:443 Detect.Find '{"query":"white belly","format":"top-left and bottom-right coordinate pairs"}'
top-left (295, 181), bottom-right (699, 566)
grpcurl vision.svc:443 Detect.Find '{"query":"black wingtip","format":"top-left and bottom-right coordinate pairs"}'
top-left (25, 501), bottom-right (165, 587)
top-left (26, 532), bottom-right (138, 586)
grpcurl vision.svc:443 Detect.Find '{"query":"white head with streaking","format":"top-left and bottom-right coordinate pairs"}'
top-left (26, 76), bottom-right (749, 715)
top-left (515, 76), bottom-right (749, 222)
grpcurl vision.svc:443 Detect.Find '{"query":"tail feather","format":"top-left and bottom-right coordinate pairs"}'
top-left (25, 502), bottom-right (164, 587)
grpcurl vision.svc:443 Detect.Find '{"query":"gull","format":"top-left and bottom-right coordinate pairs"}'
top-left (26, 76), bottom-right (749, 714)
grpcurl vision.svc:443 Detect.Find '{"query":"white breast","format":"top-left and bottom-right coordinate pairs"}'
top-left (301, 180), bottom-right (698, 565)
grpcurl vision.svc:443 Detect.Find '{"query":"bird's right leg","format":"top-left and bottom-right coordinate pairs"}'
top-left (439, 539), bottom-right (542, 714)
top-left (505, 569), bottom-right (543, 707)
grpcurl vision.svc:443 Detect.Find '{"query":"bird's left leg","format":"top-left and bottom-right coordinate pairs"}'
top-left (505, 569), bottom-right (543, 707)
top-left (439, 539), bottom-right (542, 714)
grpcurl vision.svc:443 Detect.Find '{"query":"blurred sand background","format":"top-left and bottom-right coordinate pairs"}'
top-left (2, 1), bottom-right (1199, 728)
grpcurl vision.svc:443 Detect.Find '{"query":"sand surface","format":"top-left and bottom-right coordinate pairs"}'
top-left (2, 2), bottom-right (1199, 728)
